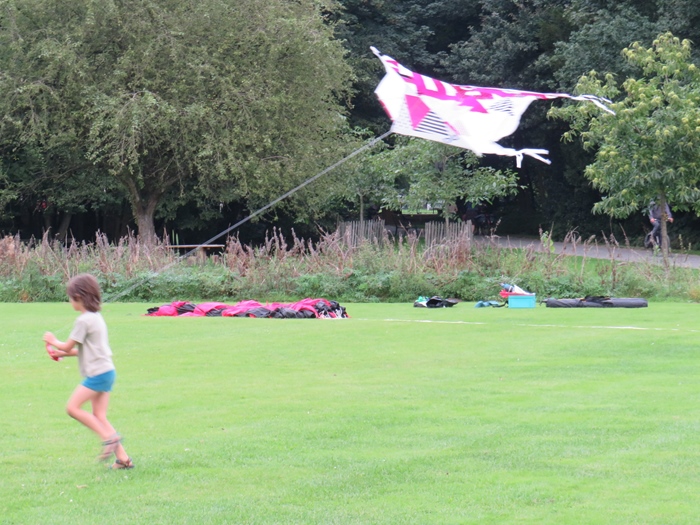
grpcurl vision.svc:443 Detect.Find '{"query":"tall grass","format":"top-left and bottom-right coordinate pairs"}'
top-left (0, 229), bottom-right (697, 303)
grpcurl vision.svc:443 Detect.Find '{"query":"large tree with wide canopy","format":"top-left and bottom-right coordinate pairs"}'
top-left (0, 0), bottom-right (353, 241)
top-left (550, 32), bottom-right (700, 260)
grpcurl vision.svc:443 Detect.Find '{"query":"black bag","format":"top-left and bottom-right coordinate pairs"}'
top-left (426, 296), bottom-right (459, 308)
top-left (545, 296), bottom-right (648, 308)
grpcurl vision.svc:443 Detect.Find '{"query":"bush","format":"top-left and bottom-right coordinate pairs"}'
top-left (0, 229), bottom-right (696, 303)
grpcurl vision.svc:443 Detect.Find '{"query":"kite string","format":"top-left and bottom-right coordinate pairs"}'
top-left (102, 130), bottom-right (393, 304)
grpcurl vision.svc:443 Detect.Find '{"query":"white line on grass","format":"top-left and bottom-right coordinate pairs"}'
top-left (366, 318), bottom-right (487, 326)
top-left (355, 318), bottom-right (700, 333)
top-left (515, 323), bottom-right (689, 332)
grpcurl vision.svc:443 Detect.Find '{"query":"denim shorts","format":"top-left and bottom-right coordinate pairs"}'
top-left (81, 369), bottom-right (116, 392)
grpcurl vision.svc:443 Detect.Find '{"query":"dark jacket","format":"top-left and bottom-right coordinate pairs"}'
top-left (649, 202), bottom-right (672, 221)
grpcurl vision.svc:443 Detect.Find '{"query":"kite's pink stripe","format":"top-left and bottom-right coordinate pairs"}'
top-left (382, 55), bottom-right (562, 105)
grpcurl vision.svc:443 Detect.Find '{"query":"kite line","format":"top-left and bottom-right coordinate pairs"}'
top-left (102, 130), bottom-right (393, 304)
top-left (79, 47), bottom-right (615, 306)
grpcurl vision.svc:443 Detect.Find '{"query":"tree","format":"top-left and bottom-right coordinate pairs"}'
top-left (655, 0), bottom-right (700, 51)
top-left (551, 5), bottom-right (658, 91)
top-left (0, 0), bottom-right (353, 242)
top-left (437, 1), bottom-right (592, 237)
top-left (441, 0), bottom-right (574, 90)
top-left (371, 138), bottom-right (519, 224)
top-left (549, 32), bottom-right (700, 260)
top-left (328, 136), bottom-right (398, 228)
top-left (333, 0), bottom-right (481, 131)
top-left (0, 138), bottom-right (128, 239)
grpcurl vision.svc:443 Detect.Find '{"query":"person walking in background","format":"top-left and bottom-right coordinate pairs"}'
top-left (646, 199), bottom-right (673, 249)
top-left (43, 273), bottom-right (134, 469)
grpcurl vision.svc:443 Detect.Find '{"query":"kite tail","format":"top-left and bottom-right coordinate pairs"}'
top-left (568, 94), bottom-right (615, 115)
top-left (482, 144), bottom-right (552, 168)
top-left (514, 149), bottom-right (551, 168)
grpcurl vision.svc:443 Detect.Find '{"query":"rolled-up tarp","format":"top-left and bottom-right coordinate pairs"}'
top-left (545, 297), bottom-right (648, 308)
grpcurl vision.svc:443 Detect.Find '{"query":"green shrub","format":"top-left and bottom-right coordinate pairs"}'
top-left (0, 231), bottom-right (696, 303)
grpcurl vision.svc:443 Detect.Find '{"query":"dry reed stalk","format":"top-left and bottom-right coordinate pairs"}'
top-left (0, 235), bottom-right (32, 278)
top-left (316, 230), bottom-right (353, 275)
top-left (578, 235), bottom-right (597, 284)
top-left (224, 235), bottom-right (254, 276)
top-left (42, 232), bottom-right (73, 280)
top-left (96, 232), bottom-right (114, 276)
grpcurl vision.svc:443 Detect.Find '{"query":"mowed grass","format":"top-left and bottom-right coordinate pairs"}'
top-left (2, 301), bottom-right (699, 524)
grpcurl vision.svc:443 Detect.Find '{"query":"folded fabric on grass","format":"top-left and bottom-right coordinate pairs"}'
top-left (413, 296), bottom-right (459, 308)
top-left (146, 298), bottom-right (349, 318)
top-left (475, 300), bottom-right (505, 308)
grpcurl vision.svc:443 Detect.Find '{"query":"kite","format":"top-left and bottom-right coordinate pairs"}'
top-left (372, 47), bottom-right (614, 167)
top-left (145, 298), bottom-right (349, 318)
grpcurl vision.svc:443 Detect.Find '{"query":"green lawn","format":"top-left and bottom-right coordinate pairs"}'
top-left (2, 302), bottom-right (699, 524)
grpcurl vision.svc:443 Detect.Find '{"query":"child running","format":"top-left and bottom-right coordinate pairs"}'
top-left (43, 273), bottom-right (133, 469)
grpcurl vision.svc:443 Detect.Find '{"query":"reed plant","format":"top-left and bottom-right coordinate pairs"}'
top-left (0, 228), bottom-right (697, 303)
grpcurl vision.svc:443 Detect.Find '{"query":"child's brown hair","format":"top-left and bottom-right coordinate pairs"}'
top-left (66, 273), bottom-right (102, 312)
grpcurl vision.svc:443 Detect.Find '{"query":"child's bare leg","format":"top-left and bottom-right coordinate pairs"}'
top-left (66, 385), bottom-right (112, 440)
top-left (91, 391), bottom-right (130, 462)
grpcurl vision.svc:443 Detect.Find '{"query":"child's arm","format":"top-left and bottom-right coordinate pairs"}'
top-left (43, 332), bottom-right (79, 357)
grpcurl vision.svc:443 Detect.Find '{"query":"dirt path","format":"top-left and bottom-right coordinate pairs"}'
top-left (476, 235), bottom-right (700, 269)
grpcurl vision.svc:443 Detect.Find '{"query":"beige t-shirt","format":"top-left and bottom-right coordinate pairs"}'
top-left (69, 311), bottom-right (114, 378)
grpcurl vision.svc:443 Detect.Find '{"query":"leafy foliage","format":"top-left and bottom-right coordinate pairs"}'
top-left (363, 138), bottom-right (519, 220)
top-left (441, 0), bottom-right (572, 90)
top-left (552, 5), bottom-right (658, 91)
top-left (3, 0), bottom-right (700, 242)
top-left (550, 33), bottom-right (700, 256)
top-left (0, 0), bottom-right (353, 240)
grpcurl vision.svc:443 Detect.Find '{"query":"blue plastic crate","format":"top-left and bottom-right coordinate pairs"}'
top-left (508, 294), bottom-right (536, 308)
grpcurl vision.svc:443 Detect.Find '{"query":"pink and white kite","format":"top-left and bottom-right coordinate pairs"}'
top-left (372, 47), bottom-right (613, 167)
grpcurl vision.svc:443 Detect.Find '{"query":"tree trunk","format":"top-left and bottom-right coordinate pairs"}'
top-left (133, 195), bottom-right (160, 244)
top-left (114, 201), bottom-right (133, 239)
top-left (42, 209), bottom-right (53, 236)
top-left (359, 194), bottom-right (365, 230)
top-left (659, 195), bottom-right (670, 267)
top-left (121, 174), bottom-right (166, 244)
top-left (55, 212), bottom-right (73, 241)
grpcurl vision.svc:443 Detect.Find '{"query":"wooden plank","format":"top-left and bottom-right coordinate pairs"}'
top-left (166, 244), bottom-right (225, 249)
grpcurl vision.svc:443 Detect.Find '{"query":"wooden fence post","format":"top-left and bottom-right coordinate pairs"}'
top-left (424, 220), bottom-right (472, 247)
top-left (337, 219), bottom-right (386, 247)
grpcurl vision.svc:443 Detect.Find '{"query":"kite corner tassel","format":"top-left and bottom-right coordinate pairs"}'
top-left (515, 149), bottom-right (551, 168)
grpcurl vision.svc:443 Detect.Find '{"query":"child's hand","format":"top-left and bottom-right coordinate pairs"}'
top-left (45, 342), bottom-right (64, 361)
top-left (43, 332), bottom-right (57, 346)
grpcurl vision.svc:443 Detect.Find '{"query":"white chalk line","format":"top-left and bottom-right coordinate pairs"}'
top-left (354, 318), bottom-right (700, 333)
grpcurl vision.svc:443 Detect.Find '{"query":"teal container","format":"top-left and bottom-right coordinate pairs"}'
top-left (508, 294), bottom-right (536, 308)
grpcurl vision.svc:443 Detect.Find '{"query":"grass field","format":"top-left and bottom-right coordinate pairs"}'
top-left (2, 301), bottom-right (699, 524)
